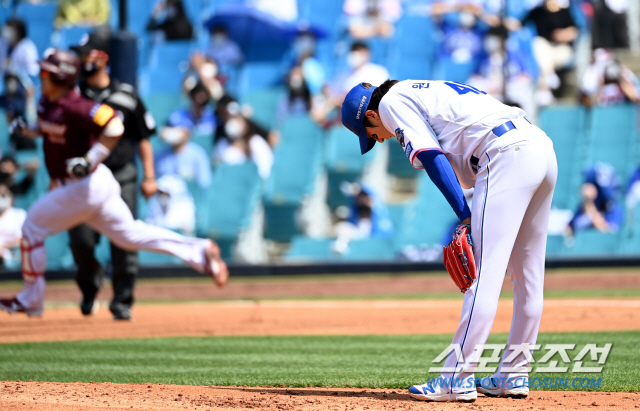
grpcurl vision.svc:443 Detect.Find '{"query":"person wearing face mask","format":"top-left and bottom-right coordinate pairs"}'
top-left (276, 65), bottom-right (312, 125)
top-left (146, 0), bottom-right (194, 41)
top-left (214, 94), bottom-right (273, 145)
top-left (343, 0), bottom-right (403, 40)
top-left (68, 31), bottom-right (158, 320)
top-left (336, 42), bottom-right (390, 99)
top-left (0, 184), bottom-right (26, 267)
top-left (155, 116), bottom-right (212, 190)
top-left (0, 19), bottom-right (38, 140)
top-left (168, 80), bottom-right (217, 137)
top-left (466, 26), bottom-right (535, 115)
top-left (214, 114), bottom-right (273, 180)
top-left (204, 26), bottom-right (244, 75)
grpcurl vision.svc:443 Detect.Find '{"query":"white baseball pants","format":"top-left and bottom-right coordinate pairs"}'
top-left (442, 123), bottom-right (557, 390)
top-left (17, 164), bottom-right (210, 310)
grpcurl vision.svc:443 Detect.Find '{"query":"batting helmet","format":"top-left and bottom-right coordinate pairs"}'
top-left (38, 48), bottom-right (80, 87)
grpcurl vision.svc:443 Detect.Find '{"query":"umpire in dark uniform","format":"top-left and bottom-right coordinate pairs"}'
top-left (70, 32), bottom-right (158, 320)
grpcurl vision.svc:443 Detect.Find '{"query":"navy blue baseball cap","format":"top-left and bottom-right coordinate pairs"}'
top-left (341, 83), bottom-right (377, 154)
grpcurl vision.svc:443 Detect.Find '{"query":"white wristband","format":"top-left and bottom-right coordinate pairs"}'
top-left (85, 142), bottom-right (111, 166)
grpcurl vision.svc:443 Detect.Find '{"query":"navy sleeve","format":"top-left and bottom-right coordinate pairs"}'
top-left (416, 150), bottom-right (471, 222)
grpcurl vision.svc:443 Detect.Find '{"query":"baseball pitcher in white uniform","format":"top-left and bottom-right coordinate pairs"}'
top-left (0, 49), bottom-right (229, 318)
top-left (342, 80), bottom-right (557, 402)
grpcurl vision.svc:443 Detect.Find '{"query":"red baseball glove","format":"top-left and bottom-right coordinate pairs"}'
top-left (443, 224), bottom-right (477, 293)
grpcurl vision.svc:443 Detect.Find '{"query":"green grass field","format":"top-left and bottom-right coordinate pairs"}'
top-left (0, 331), bottom-right (637, 392)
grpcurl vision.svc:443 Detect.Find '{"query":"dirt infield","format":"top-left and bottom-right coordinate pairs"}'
top-left (1, 381), bottom-right (639, 411)
top-left (1, 271), bottom-right (639, 410)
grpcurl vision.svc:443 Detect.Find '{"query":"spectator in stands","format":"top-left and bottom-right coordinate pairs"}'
top-left (155, 117), bottom-right (212, 190)
top-left (579, 48), bottom-right (640, 107)
top-left (214, 94), bottom-right (274, 146)
top-left (54, 0), bottom-right (111, 28)
top-left (214, 114), bottom-right (273, 180)
top-left (590, 0), bottom-right (629, 50)
top-left (467, 25), bottom-right (536, 115)
top-left (276, 65), bottom-right (312, 124)
top-left (146, 0), bottom-right (193, 41)
top-left (430, 1), bottom-right (488, 66)
top-left (316, 41), bottom-right (389, 125)
top-left (342, 0), bottom-right (402, 39)
top-left (291, 30), bottom-right (325, 96)
top-left (145, 174), bottom-right (196, 235)
top-left (169, 80), bottom-right (216, 137)
top-left (187, 53), bottom-right (225, 100)
top-left (333, 184), bottom-right (393, 253)
top-left (0, 19), bottom-right (38, 148)
top-left (565, 162), bottom-right (623, 237)
top-left (337, 42), bottom-right (390, 95)
top-left (0, 156), bottom-right (38, 196)
top-left (204, 26), bottom-right (244, 75)
top-left (517, 0), bottom-right (579, 106)
top-left (0, 183), bottom-right (26, 267)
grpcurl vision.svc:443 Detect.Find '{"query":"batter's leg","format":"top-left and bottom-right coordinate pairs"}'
top-left (86, 191), bottom-right (212, 274)
top-left (440, 140), bottom-right (549, 390)
top-left (495, 140), bottom-right (557, 381)
top-left (15, 184), bottom-right (99, 311)
top-left (69, 223), bottom-right (103, 314)
top-left (109, 176), bottom-right (138, 320)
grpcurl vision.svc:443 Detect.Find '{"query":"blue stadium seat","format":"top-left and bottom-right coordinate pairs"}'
top-left (342, 238), bottom-right (395, 261)
top-left (562, 230), bottom-right (621, 257)
top-left (538, 106), bottom-right (587, 209)
top-left (141, 41), bottom-right (195, 94)
top-left (190, 131), bottom-right (214, 157)
top-left (387, 142), bottom-right (419, 178)
top-left (285, 236), bottom-right (335, 261)
top-left (325, 125), bottom-right (368, 209)
top-left (240, 87), bottom-right (285, 130)
top-left (142, 93), bottom-right (189, 125)
top-left (585, 105), bottom-right (638, 180)
top-left (45, 232), bottom-right (75, 270)
top-left (203, 162), bottom-right (262, 257)
top-left (388, 15), bottom-right (438, 80)
top-left (237, 62), bottom-right (285, 97)
top-left (394, 174), bottom-right (455, 250)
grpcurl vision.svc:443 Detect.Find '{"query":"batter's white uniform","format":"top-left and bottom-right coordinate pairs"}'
top-left (17, 164), bottom-right (212, 312)
top-left (379, 81), bottom-right (557, 387)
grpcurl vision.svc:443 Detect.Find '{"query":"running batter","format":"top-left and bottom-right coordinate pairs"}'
top-left (0, 49), bottom-right (228, 317)
top-left (342, 80), bottom-right (557, 402)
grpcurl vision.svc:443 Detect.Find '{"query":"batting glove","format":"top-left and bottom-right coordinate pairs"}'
top-left (65, 157), bottom-right (91, 178)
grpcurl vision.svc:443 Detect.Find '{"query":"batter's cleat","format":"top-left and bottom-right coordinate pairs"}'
top-left (0, 297), bottom-right (43, 317)
top-left (476, 376), bottom-right (529, 399)
top-left (80, 297), bottom-right (99, 316)
top-left (205, 240), bottom-right (228, 288)
top-left (409, 383), bottom-right (477, 403)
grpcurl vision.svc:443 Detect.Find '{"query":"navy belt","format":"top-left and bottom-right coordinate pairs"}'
top-left (492, 117), bottom-right (531, 137)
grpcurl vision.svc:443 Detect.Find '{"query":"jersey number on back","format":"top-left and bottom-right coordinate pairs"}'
top-left (444, 81), bottom-right (487, 95)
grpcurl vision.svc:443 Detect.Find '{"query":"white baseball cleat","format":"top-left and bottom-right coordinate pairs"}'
top-left (476, 376), bottom-right (529, 399)
top-left (409, 383), bottom-right (477, 402)
top-left (0, 297), bottom-right (43, 317)
top-left (205, 240), bottom-right (229, 288)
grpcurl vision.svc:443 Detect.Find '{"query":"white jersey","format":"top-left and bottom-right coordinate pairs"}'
top-left (378, 80), bottom-right (527, 188)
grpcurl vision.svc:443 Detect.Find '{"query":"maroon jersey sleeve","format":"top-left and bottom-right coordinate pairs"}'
top-left (40, 90), bottom-right (119, 180)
